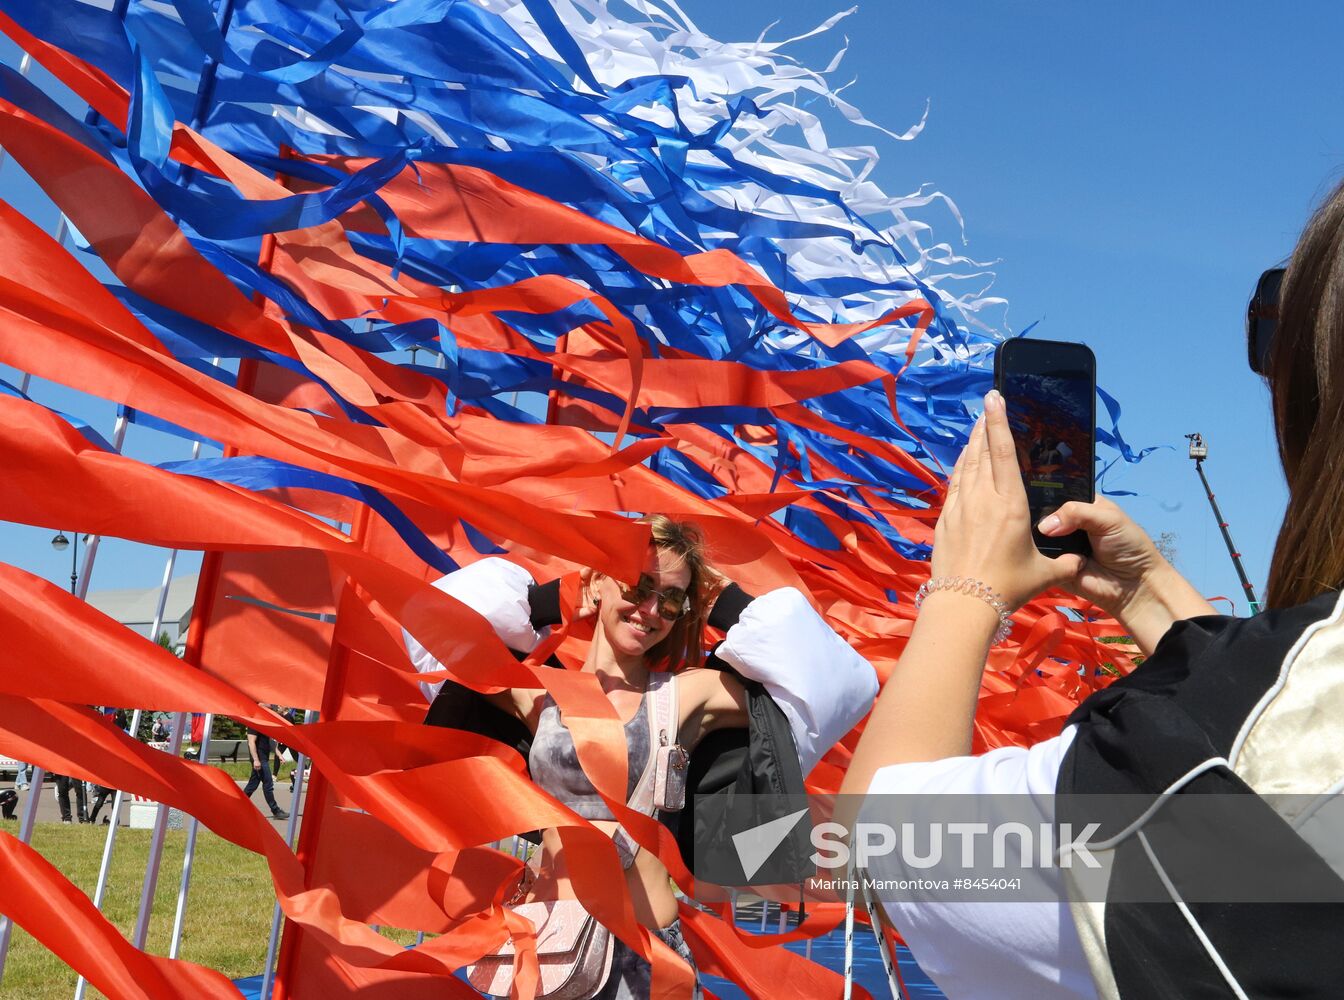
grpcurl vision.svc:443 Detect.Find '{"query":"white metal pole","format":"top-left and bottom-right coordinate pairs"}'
top-left (65, 706), bottom-right (146, 998)
top-left (0, 31), bottom-right (134, 983)
top-left (82, 418), bottom-right (205, 976)
top-left (858, 870), bottom-right (902, 999)
top-left (50, 214), bottom-right (70, 261)
top-left (260, 709), bottom-right (317, 1000)
top-left (125, 543), bottom-right (185, 952)
top-left (0, 415), bottom-right (128, 982)
top-left (0, 759), bottom-right (45, 975)
top-left (842, 856), bottom-right (857, 1000)
top-left (167, 711), bottom-right (214, 959)
top-left (73, 413), bottom-right (128, 604)
top-left (130, 709), bottom-right (186, 951)
top-left (72, 553), bottom-right (181, 998)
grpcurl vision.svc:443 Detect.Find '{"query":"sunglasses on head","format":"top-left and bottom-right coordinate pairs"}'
top-left (617, 574), bottom-right (690, 622)
top-left (1247, 266), bottom-right (1285, 376)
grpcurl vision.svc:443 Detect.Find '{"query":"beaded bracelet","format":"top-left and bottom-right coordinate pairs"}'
top-left (914, 576), bottom-right (1013, 645)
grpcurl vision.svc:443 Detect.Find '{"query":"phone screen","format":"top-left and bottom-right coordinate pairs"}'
top-left (994, 340), bottom-right (1096, 556)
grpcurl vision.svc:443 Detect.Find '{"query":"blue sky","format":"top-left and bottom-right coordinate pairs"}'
top-left (677, 0), bottom-right (1344, 609)
top-left (4, 2), bottom-right (1343, 611)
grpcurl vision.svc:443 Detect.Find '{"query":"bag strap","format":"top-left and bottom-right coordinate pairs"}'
top-left (613, 671), bottom-right (677, 866)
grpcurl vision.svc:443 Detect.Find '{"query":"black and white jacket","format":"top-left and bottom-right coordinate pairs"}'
top-left (403, 557), bottom-right (877, 884)
top-left (864, 591), bottom-right (1344, 1000)
top-left (1055, 589), bottom-right (1344, 999)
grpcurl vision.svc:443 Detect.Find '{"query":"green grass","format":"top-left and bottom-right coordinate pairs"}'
top-left (215, 761), bottom-right (299, 782)
top-left (0, 821), bottom-right (276, 999)
top-left (0, 811), bottom-right (428, 999)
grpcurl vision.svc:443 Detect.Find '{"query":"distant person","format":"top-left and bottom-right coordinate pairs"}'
top-left (242, 724), bottom-right (289, 820)
top-left (271, 718), bottom-right (289, 776)
top-left (53, 773), bottom-right (88, 824)
top-left (87, 783), bottom-right (115, 824)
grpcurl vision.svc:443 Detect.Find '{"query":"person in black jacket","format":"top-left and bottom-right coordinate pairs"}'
top-left (87, 783), bottom-right (115, 824)
top-left (407, 515), bottom-right (876, 998)
top-left (842, 178), bottom-right (1344, 999)
top-left (242, 723), bottom-right (289, 821)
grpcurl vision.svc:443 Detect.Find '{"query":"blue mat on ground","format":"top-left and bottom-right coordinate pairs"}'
top-left (234, 926), bottom-right (944, 998)
top-left (702, 923), bottom-right (943, 1000)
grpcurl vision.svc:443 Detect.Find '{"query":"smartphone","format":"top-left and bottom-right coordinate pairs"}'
top-left (992, 338), bottom-right (1096, 557)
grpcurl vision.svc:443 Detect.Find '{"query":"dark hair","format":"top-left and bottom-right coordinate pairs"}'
top-left (1265, 177), bottom-right (1344, 606)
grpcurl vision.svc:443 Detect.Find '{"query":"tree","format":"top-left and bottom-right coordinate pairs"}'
top-left (1152, 530), bottom-right (1178, 567)
top-left (212, 716), bottom-right (247, 740)
top-left (135, 711), bottom-right (160, 742)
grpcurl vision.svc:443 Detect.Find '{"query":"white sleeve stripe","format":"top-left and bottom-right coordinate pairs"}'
top-left (1137, 831), bottom-right (1250, 1000)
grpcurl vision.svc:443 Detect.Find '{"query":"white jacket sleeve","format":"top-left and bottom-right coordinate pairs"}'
top-left (715, 587), bottom-right (878, 775)
top-left (402, 557), bottom-right (543, 703)
top-left (860, 729), bottom-right (1096, 1000)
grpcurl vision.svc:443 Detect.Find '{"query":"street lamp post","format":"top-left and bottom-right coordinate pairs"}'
top-left (50, 530), bottom-right (80, 594)
top-left (1185, 433), bottom-right (1262, 614)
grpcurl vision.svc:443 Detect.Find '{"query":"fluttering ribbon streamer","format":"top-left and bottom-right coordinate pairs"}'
top-left (0, 1), bottom-right (1153, 996)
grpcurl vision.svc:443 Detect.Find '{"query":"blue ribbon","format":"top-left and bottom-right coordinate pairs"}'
top-left (160, 455), bottom-right (455, 573)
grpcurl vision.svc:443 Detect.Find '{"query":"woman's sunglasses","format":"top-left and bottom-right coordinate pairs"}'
top-left (1247, 266), bottom-right (1285, 376)
top-left (617, 574), bottom-right (690, 622)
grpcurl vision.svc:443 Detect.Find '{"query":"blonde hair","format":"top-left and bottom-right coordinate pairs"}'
top-left (640, 515), bottom-right (711, 671)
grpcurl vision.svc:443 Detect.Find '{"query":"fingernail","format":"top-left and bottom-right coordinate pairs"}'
top-left (1038, 514), bottom-right (1061, 534)
top-left (985, 389), bottom-right (1004, 411)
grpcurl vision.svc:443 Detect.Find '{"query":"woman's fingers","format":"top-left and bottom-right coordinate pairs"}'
top-left (945, 415), bottom-right (985, 517)
top-left (944, 430), bottom-right (971, 512)
top-left (983, 390), bottom-right (1025, 499)
top-left (1038, 498), bottom-right (1123, 537)
top-left (576, 567), bottom-right (600, 620)
top-left (1040, 551), bottom-right (1087, 590)
top-left (960, 414), bottom-right (987, 496)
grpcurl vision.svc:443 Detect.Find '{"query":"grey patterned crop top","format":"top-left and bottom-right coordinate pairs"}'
top-left (527, 690), bottom-right (652, 822)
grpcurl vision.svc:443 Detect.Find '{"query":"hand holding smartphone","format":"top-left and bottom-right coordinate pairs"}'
top-left (992, 339), bottom-right (1097, 557)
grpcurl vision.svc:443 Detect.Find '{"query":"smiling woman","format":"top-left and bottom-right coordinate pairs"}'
top-left (403, 514), bottom-right (877, 999)
top-left (589, 517), bottom-right (710, 675)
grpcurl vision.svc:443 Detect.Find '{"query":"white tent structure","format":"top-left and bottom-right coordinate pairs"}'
top-left (84, 573), bottom-right (198, 652)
